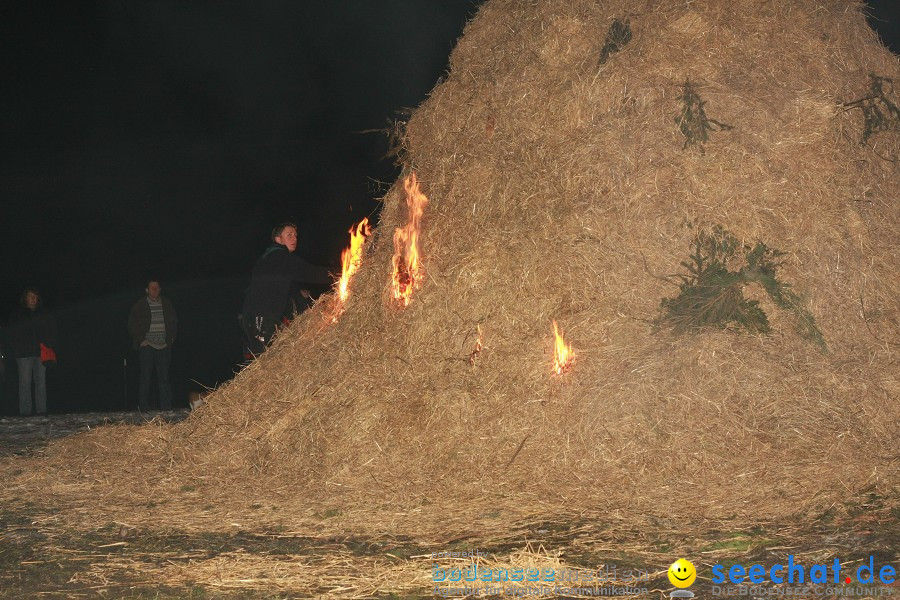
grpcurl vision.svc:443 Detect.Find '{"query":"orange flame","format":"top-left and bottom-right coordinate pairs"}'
top-left (552, 320), bottom-right (575, 375)
top-left (468, 324), bottom-right (484, 366)
top-left (391, 173), bottom-right (428, 307)
top-left (337, 217), bottom-right (371, 304)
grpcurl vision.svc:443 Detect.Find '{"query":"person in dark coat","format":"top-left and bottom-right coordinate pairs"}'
top-left (7, 287), bottom-right (57, 416)
top-left (0, 323), bottom-right (6, 381)
top-left (128, 279), bottom-right (177, 411)
top-left (241, 222), bottom-right (333, 355)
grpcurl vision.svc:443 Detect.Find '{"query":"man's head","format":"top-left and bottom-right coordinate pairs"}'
top-left (272, 222), bottom-right (298, 253)
top-left (21, 287), bottom-right (41, 310)
top-left (146, 279), bottom-right (162, 302)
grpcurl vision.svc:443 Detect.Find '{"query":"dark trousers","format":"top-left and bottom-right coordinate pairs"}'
top-left (241, 314), bottom-right (279, 356)
top-left (138, 345), bottom-right (172, 411)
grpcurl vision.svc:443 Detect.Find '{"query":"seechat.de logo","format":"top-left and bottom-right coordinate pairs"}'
top-left (711, 555), bottom-right (896, 586)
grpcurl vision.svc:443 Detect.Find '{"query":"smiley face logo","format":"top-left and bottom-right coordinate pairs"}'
top-left (668, 558), bottom-right (696, 588)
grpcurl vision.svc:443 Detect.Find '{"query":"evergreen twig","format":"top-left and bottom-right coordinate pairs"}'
top-left (658, 227), bottom-right (827, 351)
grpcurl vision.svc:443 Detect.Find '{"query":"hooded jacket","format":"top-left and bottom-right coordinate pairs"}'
top-left (7, 306), bottom-right (58, 358)
top-left (242, 243), bottom-right (333, 322)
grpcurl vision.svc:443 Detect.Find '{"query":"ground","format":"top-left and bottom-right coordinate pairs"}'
top-left (0, 413), bottom-right (897, 599)
top-left (0, 411), bottom-right (189, 458)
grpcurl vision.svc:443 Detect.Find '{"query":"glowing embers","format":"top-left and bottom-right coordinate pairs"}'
top-left (391, 173), bottom-right (428, 307)
top-left (552, 320), bottom-right (575, 375)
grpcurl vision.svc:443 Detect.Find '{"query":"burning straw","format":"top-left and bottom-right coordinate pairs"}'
top-left (551, 320), bottom-right (575, 375)
top-left (332, 217), bottom-right (371, 321)
top-left (391, 172), bottom-right (428, 307)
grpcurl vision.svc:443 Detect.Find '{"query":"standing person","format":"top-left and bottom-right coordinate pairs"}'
top-left (128, 278), bottom-right (177, 411)
top-left (0, 322), bottom-right (6, 382)
top-left (0, 326), bottom-right (5, 412)
top-left (241, 222), bottom-right (333, 355)
top-left (0, 327), bottom-right (5, 382)
top-left (0, 327), bottom-right (5, 412)
top-left (7, 287), bottom-right (57, 416)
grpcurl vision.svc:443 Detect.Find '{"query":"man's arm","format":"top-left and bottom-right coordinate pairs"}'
top-left (127, 302), bottom-right (142, 345)
top-left (290, 255), bottom-right (334, 286)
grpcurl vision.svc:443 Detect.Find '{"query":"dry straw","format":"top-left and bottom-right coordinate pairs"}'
top-left (2, 0), bottom-right (899, 596)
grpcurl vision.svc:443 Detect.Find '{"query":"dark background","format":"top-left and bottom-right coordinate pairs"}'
top-left (0, 1), bottom-right (897, 414)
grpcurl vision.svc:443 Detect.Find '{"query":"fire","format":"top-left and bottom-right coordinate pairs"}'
top-left (552, 320), bottom-right (575, 375)
top-left (468, 324), bottom-right (484, 366)
top-left (337, 217), bottom-right (371, 303)
top-left (391, 173), bottom-right (428, 307)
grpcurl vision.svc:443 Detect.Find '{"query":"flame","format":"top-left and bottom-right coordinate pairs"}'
top-left (337, 217), bottom-right (371, 303)
top-left (468, 324), bottom-right (484, 366)
top-left (552, 320), bottom-right (575, 375)
top-left (391, 173), bottom-right (428, 307)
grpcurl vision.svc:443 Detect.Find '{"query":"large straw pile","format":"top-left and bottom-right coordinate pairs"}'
top-left (17, 0), bottom-right (900, 529)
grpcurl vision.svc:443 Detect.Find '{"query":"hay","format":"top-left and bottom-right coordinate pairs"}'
top-left (2, 0), bottom-right (899, 595)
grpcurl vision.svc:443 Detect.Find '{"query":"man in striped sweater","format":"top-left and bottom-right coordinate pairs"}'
top-left (128, 279), bottom-right (178, 411)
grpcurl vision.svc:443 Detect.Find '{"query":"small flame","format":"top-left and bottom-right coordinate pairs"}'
top-left (468, 325), bottom-right (484, 366)
top-left (338, 217), bottom-right (371, 303)
top-left (552, 320), bottom-right (575, 375)
top-left (391, 173), bottom-right (428, 307)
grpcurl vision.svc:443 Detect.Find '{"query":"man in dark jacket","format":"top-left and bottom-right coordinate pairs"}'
top-left (241, 222), bottom-right (333, 355)
top-left (128, 279), bottom-right (177, 411)
top-left (8, 287), bottom-right (57, 416)
top-left (0, 330), bottom-right (5, 381)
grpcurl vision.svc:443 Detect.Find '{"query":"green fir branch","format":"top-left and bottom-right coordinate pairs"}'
top-left (676, 81), bottom-right (733, 153)
top-left (843, 73), bottom-right (900, 145)
top-left (599, 18), bottom-right (633, 65)
top-left (658, 227), bottom-right (826, 351)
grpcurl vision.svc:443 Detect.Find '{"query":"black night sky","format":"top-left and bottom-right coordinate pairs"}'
top-left (0, 1), bottom-right (897, 414)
